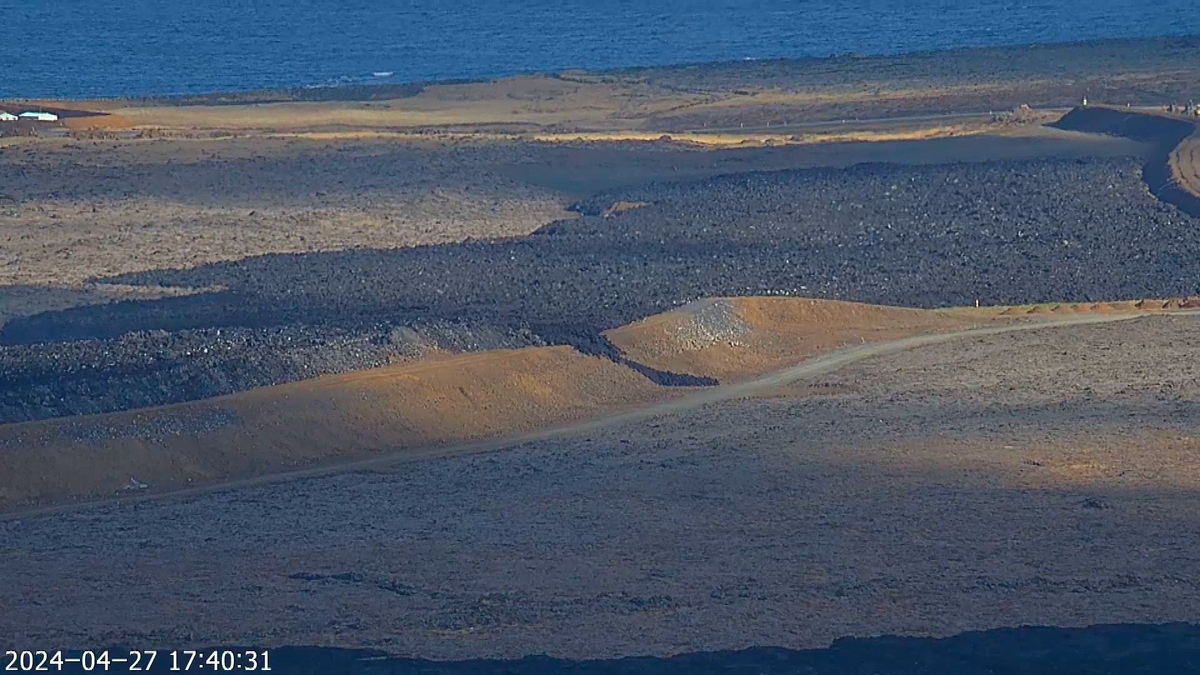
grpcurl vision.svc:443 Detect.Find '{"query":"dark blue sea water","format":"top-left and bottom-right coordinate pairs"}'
top-left (2, 0), bottom-right (1198, 98)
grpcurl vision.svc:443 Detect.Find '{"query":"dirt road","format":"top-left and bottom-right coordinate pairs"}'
top-left (6, 307), bottom-right (1192, 521)
top-left (7, 312), bottom-right (1200, 658)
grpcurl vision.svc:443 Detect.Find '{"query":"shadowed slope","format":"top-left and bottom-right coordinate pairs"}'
top-left (4, 300), bottom-right (1191, 513)
top-left (116, 623), bottom-right (1200, 674)
top-left (1053, 106), bottom-right (1200, 215)
top-left (3, 155), bottom-right (1198, 423)
top-left (0, 298), bottom-right (989, 511)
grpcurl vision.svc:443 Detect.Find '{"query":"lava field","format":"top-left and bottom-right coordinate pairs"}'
top-left (3, 155), bottom-right (1198, 422)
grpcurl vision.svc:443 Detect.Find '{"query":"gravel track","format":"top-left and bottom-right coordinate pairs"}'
top-left (7, 316), bottom-right (1200, 660)
top-left (3, 309), bottom-right (1170, 520)
top-left (2, 155), bottom-right (1198, 422)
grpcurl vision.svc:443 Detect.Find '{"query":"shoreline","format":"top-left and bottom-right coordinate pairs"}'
top-left (10, 30), bottom-right (1200, 660)
top-left (1, 33), bottom-right (1197, 144)
top-left (2, 33), bottom-right (1197, 106)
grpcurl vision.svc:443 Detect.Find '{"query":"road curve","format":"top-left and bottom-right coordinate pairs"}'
top-left (6, 308), bottom-right (1196, 520)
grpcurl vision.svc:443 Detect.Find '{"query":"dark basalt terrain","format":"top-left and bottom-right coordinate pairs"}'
top-left (0, 322), bottom-right (542, 421)
top-left (107, 623), bottom-right (1200, 674)
top-left (1053, 106), bottom-right (1200, 216)
top-left (11, 316), bottom-right (1200, 659)
top-left (2, 155), bottom-right (1197, 423)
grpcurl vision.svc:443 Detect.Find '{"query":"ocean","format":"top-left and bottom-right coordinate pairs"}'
top-left (1, 0), bottom-right (1198, 98)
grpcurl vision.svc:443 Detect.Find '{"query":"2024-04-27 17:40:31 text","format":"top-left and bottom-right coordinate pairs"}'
top-left (5, 650), bottom-right (272, 671)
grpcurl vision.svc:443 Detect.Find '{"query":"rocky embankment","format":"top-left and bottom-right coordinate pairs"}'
top-left (1053, 105), bottom-right (1200, 216)
top-left (3, 154), bottom-right (1199, 422)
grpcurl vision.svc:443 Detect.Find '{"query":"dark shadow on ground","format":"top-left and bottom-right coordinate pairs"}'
top-left (1052, 106), bottom-right (1200, 217)
top-left (80, 623), bottom-right (1200, 674)
top-left (3, 154), bottom-right (1197, 422)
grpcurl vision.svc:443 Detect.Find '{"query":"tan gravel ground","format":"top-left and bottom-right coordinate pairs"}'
top-left (5, 315), bottom-right (1200, 658)
top-left (0, 126), bottom-right (1147, 326)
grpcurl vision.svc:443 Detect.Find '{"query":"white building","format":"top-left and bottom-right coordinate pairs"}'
top-left (18, 111), bottom-right (58, 122)
top-left (0, 112), bottom-right (16, 122)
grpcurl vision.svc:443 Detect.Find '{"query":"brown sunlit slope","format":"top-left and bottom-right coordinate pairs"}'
top-left (0, 298), bottom-right (995, 511)
top-left (605, 298), bottom-right (981, 381)
top-left (1169, 130), bottom-right (1200, 205)
top-left (0, 346), bottom-right (660, 511)
top-left (10, 311), bottom-right (1200, 657)
top-left (5, 297), bottom-right (1196, 513)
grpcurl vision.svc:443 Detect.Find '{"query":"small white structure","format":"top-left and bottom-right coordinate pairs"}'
top-left (18, 111), bottom-right (58, 122)
top-left (0, 112), bottom-right (16, 122)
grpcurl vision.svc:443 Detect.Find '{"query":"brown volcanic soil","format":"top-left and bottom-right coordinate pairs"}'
top-left (1170, 131), bottom-right (1200, 202)
top-left (6, 314), bottom-right (1200, 658)
top-left (91, 36), bottom-right (1200, 133)
top-left (0, 109), bottom-right (1172, 409)
top-left (4, 141), bottom-right (1194, 425)
top-left (5, 40), bottom-right (1200, 664)
top-left (626, 36), bottom-right (1200, 127)
top-left (0, 298), bottom-right (991, 511)
top-left (0, 346), bottom-right (662, 510)
top-left (0, 137), bottom-right (568, 289)
top-left (607, 297), bottom-right (981, 381)
top-left (0, 126), bottom-right (1143, 293)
